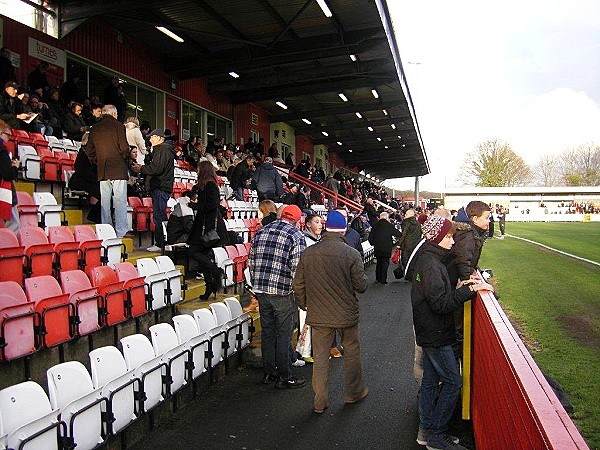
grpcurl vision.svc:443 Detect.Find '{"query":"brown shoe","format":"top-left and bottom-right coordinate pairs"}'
top-left (345, 387), bottom-right (369, 404)
top-left (329, 347), bottom-right (342, 358)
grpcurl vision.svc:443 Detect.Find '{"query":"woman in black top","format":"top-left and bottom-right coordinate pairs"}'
top-left (187, 161), bottom-right (229, 300)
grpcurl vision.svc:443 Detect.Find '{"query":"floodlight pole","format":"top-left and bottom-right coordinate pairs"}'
top-left (414, 176), bottom-right (420, 208)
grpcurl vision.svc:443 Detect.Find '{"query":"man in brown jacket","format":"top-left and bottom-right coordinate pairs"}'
top-left (293, 210), bottom-right (368, 414)
top-left (85, 104), bottom-right (130, 238)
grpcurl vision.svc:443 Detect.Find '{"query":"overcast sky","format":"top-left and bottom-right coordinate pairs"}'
top-left (385, 0), bottom-right (600, 193)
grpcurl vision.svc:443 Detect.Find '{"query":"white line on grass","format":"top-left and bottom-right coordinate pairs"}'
top-left (506, 234), bottom-right (600, 267)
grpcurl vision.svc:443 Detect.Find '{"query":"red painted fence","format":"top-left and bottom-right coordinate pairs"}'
top-left (471, 292), bottom-right (589, 449)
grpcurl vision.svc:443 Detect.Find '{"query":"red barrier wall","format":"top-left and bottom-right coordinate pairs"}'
top-left (471, 292), bottom-right (589, 449)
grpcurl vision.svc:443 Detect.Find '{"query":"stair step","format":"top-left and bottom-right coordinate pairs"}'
top-left (176, 293), bottom-right (240, 314)
top-left (64, 209), bottom-right (82, 226)
top-left (14, 181), bottom-right (35, 195)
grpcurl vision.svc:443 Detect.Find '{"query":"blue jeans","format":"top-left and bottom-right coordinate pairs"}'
top-left (152, 189), bottom-right (169, 247)
top-left (419, 345), bottom-right (463, 437)
top-left (100, 179), bottom-right (128, 238)
top-left (257, 293), bottom-right (296, 380)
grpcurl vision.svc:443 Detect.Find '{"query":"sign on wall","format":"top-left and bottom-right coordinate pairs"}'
top-left (28, 37), bottom-right (66, 68)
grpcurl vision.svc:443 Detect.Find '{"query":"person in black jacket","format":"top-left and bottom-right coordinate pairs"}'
top-left (368, 211), bottom-right (401, 284)
top-left (0, 121), bottom-right (21, 230)
top-left (410, 215), bottom-right (493, 449)
top-left (187, 161), bottom-right (229, 300)
top-left (1, 82), bottom-right (28, 129)
top-left (133, 129), bottom-right (174, 251)
top-left (70, 132), bottom-right (101, 223)
top-left (62, 102), bottom-right (89, 141)
top-left (230, 154), bottom-right (255, 200)
top-left (398, 209), bottom-right (422, 269)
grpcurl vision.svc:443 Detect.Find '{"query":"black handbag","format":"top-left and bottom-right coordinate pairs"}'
top-left (393, 260), bottom-right (405, 279)
top-left (200, 216), bottom-right (220, 247)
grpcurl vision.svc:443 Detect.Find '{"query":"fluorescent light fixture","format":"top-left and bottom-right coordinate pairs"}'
top-left (397, 135), bottom-right (402, 139)
top-left (349, 54), bottom-right (357, 62)
top-left (348, 149), bottom-right (353, 153)
top-left (275, 101), bottom-right (288, 109)
top-left (391, 124), bottom-right (396, 129)
top-left (355, 112), bottom-right (362, 119)
top-left (382, 109), bottom-right (388, 115)
top-left (371, 89), bottom-right (379, 99)
top-left (377, 137), bottom-right (382, 141)
top-left (384, 145), bottom-right (388, 149)
top-left (316, 0), bottom-right (333, 17)
top-left (229, 71), bottom-right (240, 78)
top-left (337, 141), bottom-right (342, 146)
top-left (368, 126), bottom-right (374, 132)
top-left (338, 92), bottom-right (348, 102)
top-left (402, 144), bottom-right (406, 147)
top-left (322, 131), bottom-right (329, 136)
top-left (156, 26), bottom-right (184, 43)
top-left (302, 118), bottom-right (312, 125)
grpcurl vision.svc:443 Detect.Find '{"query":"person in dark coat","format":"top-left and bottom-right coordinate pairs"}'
top-left (62, 102), bottom-right (89, 141)
top-left (187, 161), bottom-right (229, 300)
top-left (368, 211), bottom-right (402, 284)
top-left (285, 152), bottom-right (294, 167)
top-left (230, 154), bottom-right (255, 200)
top-left (70, 132), bottom-right (101, 223)
top-left (0, 48), bottom-right (16, 89)
top-left (27, 61), bottom-right (50, 95)
top-left (133, 129), bottom-right (175, 251)
top-left (410, 215), bottom-right (493, 448)
top-left (295, 159), bottom-right (310, 178)
top-left (398, 209), bottom-right (422, 269)
top-left (85, 104), bottom-right (130, 238)
top-left (103, 77), bottom-right (127, 122)
top-left (0, 81), bottom-right (28, 129)
top-left (252, 157), bottom-right (284, 201)
top-left (0, 120), bottom-right (21, 231)
top-left (363, 197), bottom-right (378, 226)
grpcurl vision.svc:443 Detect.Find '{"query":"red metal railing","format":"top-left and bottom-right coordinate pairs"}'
top-left (470, 291), bottom-right (589, 449)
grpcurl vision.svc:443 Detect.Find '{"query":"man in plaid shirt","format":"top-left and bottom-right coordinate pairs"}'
top-left (249, 204), bottom-right (307, 388)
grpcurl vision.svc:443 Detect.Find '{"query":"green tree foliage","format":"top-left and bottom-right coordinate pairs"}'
top-left (460, 139), bottom-right (532, 187)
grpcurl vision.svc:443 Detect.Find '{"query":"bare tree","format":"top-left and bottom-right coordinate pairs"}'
top-left (534, 154), bottom-right (562, 186)
top-left (561, 142), bottom-right (600, 186)
top-left (459, 139), bottom-right (532, 187)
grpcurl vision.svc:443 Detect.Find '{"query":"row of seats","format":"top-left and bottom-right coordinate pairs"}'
top-left (0, 298), bottom-right (253, 450)
top-left (0, 254), bottom-right (185, 361)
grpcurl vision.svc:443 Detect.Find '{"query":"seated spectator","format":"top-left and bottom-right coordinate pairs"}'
top-left (44, 88), bottom-right (66, 137)
top-left (0, 81), bottom-right (28, 129)
top-left (62, 102), bottom-right (89, 141)
top-left (28, 94), bottom-right (53, 136)
top-left (166, 192), bottom-right (195, 245)
top-left (350, 213), bottom-right (370, 242)
top-left (295, 159), bottom-right (310, 178)
top-left (125, 116), bottom-right (147, 165)
top-left (60, 74), bottom-right (81, 106)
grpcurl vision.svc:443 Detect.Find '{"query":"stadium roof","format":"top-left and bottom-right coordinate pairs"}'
top-left (52, 0), bottom-right (430, 180)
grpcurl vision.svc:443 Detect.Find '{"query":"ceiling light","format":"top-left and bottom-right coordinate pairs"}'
top-left (355, 112), bottom-right (362, 119)
top-left (275, 101), bottom-right (288, 109)
top-left (228, 71), bottom-right (240, 78)
top-left (316, 0), bottom-right (333, 17)
top-left (384, 145), bottom-right (388, 149)
top-left (349, 149), bottom-right (353, 153)
top-left (371, 89), bottom-right (379, 99)
top-left (377, 137), bottom-right (382, 141)
top-left (382, 109), bottom-right (388, 115)
top-left (349, 54), bottom-right (357, 62)
top-left (302, 118), bottom-right (312, 125)
top-left (338, 92), bottom-right (348, 102)
top-left (156, 26), bottom-right (184, 43)
top-left (397, 135), bottom-right (402, 139)
top-left (322, 131), bottom-right (329, 136)
top-left (391, 124), bottom-right (396, 129)
top-left (368, 126), bottom-right (374, 132)
top-left (337, 141), bottom-right (342, 146)
top-left (402, 144), bottom-right (406, 147)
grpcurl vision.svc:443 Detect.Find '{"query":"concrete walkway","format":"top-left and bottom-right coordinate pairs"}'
top-left (130, 265), bottom-right (473, 450)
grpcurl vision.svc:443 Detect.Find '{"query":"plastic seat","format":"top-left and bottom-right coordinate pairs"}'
top-left (120, 334), bottom-right (165, 413)
top-left (0, 281), bottom-right (37, 361)
top-left (114, 262), bottom-right (147, 318)
top-left (59, 270), bottom-right (102, 336)
top-left (89, 346), bottom-right (136, 435)
top-left (0, 381), bottom-right (60, 450)
top-left (37, 147), bottom-right (60, 182)
top-left (33, 192), bottom-right (66, 228)
top-left (212, 247), bottom-right (235, 291)
top-left (90, 266), bottom-right (128, 326)
top-left (127, 196), bottom-right (152, 234)
top-left (73, 225), bottom-right (103, 276)
top-left (16, 191), bottom-right (39, 228)
top-left (57, 153), bottom-right (75, 181)
top-left (193, 308), bottom-right (225, 368)
top-left (149, 323), bottom-right (189, 395)
top-left (17, 144), bottom-right (41, 180)
top-left (18, 226), bottom-right (55, 278)
top-left (0, 228), bottom-right (26, 286)
top-left (224, 297), bottom-right (253, 350)
top-left (140, 198), bottom-right (155, 231)
top-left (47, 226), bottom-right (80, 274)
top-left (210, 302), bottom-right (238, 358)
top-left (172, 314), bottom-right (209, 379)
top-left (46, 361), bottom-right (104, 450)
top-left (155, 255), bottom-right (185, 305)
top-left (94, 224), bottom-right (125, 267)
top-left (136, 258), bottom-right (168, 311)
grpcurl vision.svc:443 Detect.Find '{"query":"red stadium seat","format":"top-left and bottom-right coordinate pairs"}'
top-left (0, 228), bottom-right (26, 286)
top-left (18, 226), bottom-right (55, 278)
top-left (90, 266), bottom-right (127, 326)
top-left (234, 243), bottom-right (249, 282)
top-left (73, 225), bottom-right (103, 276)
top-left (59, 270), bottom-right (102, 336)
top-left (36, 147), bottom-right (61, 182)
top-left (141, 197), bottom-right (155, 231)
top-left (57, 152), bottom-right (75, 181)
top-left (24, 276), bottom-right (72, 347)
top-left (172, 182), bottom-right (185, 199)
top-left (47, 226), bottom-right (80, 274)
top-left (225, 245), bottom-right (243, 284)
top-left (128, 196), bottom-right (152, 232)
top-left (3, 139), bottom-right (17, 159)
top-left (0, 281), bottom-right (37, 361)
top-left (114, 262), bottom-right (147, 318)
top-left (16, 191), bottom-right (40, 228)
top-left (10, 129), bottom-right (34, 146)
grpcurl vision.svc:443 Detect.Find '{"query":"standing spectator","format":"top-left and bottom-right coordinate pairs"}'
top-left (60, 74), bottom-right (81, 106)
top-left (411, 215), bottom-right (493, 449)
top-left (267, 142), bottom-right (277, 158)
top-left (285, 152), bottom-right (294, 167)
top-left (133, 129), bottom-right (174, 252)
top-left (230, 154), bottom-right (255, 200)
top-left (497, 206), bottom-right (506, 239)
top-left (398, 209), bottom-right (422, 270)
top-left (27, 61), bottom-right (51, 95)
top-left (369, 211), bottom-right (402, 284)
top-left (44, 88), bottom-right (65, 137)
top-left (125, 116), bottom-right (147, 165)
top-left (252, 156), bottom-right (284, 201)
top-left (0, 48), bottom-right (16, 88)
top-left (294, 210), bottom-right (368, 414)
top-left (249, 204), bottom-right (307, 389)
top-left (85, 104), bottom-right (130, 238)
top-left (258, 199), bottom-right (278, 226)
top-left (488, 206), bottom-right (495, 238)
top-left (295, 159), bottom-right (310, 178)
top-left (325, 174), bottom-right (339, 210)
top-left (363, 197), bottom-right (378, 226)
top-left (1, 81), bottom-right (28, 129)
top-left (350, 213), bottom-right (370, 242)
top-left (103, 77), bottom-right (127, 122)
top-left (0, 120), bottom-right (21, 231)
top-left (62, 102), bottom-right (89, 141)
top-left (70, 132), bottom-right (101, 223)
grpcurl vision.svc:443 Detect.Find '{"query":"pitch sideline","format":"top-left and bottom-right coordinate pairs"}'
top-left (506, 234), bottom-right (600, 268)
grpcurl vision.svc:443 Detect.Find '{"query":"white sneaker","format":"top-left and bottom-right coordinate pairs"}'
top-left (146, 245), bottom-right (161, 252)
top-left (292, 359), bottom-right (306, 367)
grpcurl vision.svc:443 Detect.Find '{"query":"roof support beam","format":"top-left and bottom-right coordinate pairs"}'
top-left (255, 0), bottom-right (299, 40)
top-left (191, 0), bottom-right (250, 42)
top-left (269, 0), bottom-right (313, 48)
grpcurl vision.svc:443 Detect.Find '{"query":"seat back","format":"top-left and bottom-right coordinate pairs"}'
top-left (90, 266), bottom-right (127, 326)
top-left (60, 270), bottom-right (100, 336)
top-left (210, 302), bottom-right (237, 357)
top-left (212, 247), bottom-right (234, 288)
top-left (47, 225), bottom-right (74, 244)
top-left (0, 281), bottom-right (36, 361)
top-left (120, 334), bottom-right (163, 411)
top-left (155, 256), bottom-right (183, 305)
top-left (0, 381), bottom-right (59, 450)
top-left (95, 224), bottom-right (124, 267)
top-left (73, 226), bottom-right (103, 276)
top-left (193, 308), bottom-right (223, 367)
top-left (114, 262), bottom-right (147, 317)
top-left (0, 229), bottom-right (25, 285)
top-left (47, 226), bottom-right (79, 272)
top-left (73, 225), bottom-right (98, 243)
top-left (149, 323), bottom-right (187, 394)
top-left (33, 192), bottom-right (62, 227)
top-left (172, 314), bottom-right (206, 379)
top-left (225, 297), bottom-right (251, 348)
top-left (19, 226), bottom-right (55, 278)
top-left (136, 258), bottom-right (166, 310)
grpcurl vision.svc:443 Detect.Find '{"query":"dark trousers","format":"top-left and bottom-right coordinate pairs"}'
top-left (188, 245), bottom-right (222, 293)
top-left (375, 256), bottom-right (390, 282)
top-left (257, 293), bottom-right (295, 380)
top-left (152, 189), bottom-right (170, 247)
